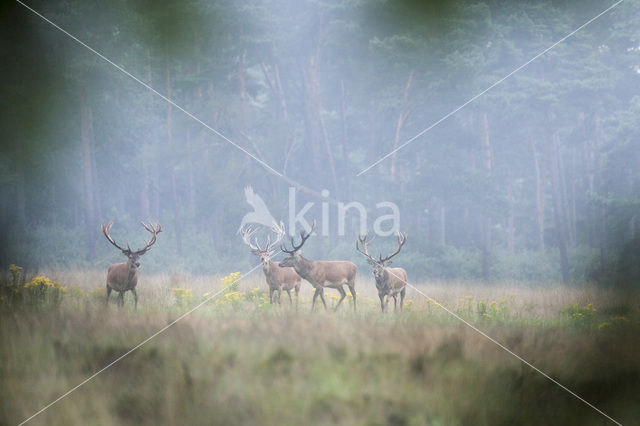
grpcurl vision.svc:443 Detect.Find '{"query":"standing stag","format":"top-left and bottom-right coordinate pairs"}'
top-left (356, 232), bottom-right (408, 312)
top-left (101, 221), bottom-right (162, 308)
top-left (279, 220), bottom-right (357, 311)
top-left (240, 224), bottom-right (301, 306)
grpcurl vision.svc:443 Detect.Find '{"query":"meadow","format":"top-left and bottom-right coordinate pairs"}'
top-left (1, 266), bottom-right (639, 426)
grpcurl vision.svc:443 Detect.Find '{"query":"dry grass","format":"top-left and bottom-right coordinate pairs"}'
top-left (1, 268), bottom-right (640, 425)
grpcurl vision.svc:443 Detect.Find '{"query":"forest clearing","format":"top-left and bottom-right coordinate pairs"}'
top-left (2, 267), bottom-right (639, 425)
top-left (3, 0), bottom-right (640, 425)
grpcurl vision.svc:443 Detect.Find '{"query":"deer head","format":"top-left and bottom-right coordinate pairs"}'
top-left (356, 231), bottom-right (407, 280)
top-left (279, 219), bottom-right (316, 267)
top-left (240, 222), bottom-right (285, 268)
top-left (101, 221), bottom-right (162, 270)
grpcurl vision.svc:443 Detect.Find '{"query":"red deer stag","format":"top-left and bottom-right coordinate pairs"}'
top-left (240, 224), bottom-right (301, 306)
top-left (356, 232), bottom-right (408, 312)
top-left (101, 221), bottom-right (162, 308)
top-left (279, 220), bottom-right (357, 311)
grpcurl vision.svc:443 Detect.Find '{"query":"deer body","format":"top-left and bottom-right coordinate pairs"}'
top-left (280, 220), bottom-right (357, 311)
top-left (263, 260), bottom-right (301, 305)
top-left (106, 260), bottom-right (139, 307)
top-left (357, 232), bottom-right (408, 313)
top-left (241, 224), bottom-right (301, 305)
top-left (375, 266), bottom-right (407, 313)
top-left (102, 221), bottom-right (161, 309)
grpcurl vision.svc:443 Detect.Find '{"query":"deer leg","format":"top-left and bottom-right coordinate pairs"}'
top-left (117, 292), bottom-right (124, 308)
top-left (131, 288), bottom-right (138, 310)
top-left (106, 285), bottom-right (112, 306)
top-left (379, 292), bottom-right (385, 312)
top-left (295, 285), bottom-right (300, 310)
top-left (312, 288), bottom-right (320, 310)
top-left (400, 288), bottom-right (406, 312)
top-left (393, 294), bottom-right (398, 313)
top-left (269, 287), bottom-right (275, 305)
top-left (277, 287), bottom-right (282, 304)
top-left (334, 286), bottom-right (347, 311)
top-left (285, 288), bottom-right (293, 305)
top-left (318, 289), bottom-right (328, 310)
top-left (348, 284), bottom-right (357, 312)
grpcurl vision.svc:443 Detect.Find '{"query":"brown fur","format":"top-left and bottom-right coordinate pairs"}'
top-left (356, 232), bottom-right (408, 313)
top-left (106, 256), bottom-right (140, 308)
top-left (102, 221), bottom-right (161, 309)
top-left (280, 253), bottom-right (357, 311)
top-left (263, 260), bottom-right (301, 305)
top-left (375, 266), bottom-right (407, 312)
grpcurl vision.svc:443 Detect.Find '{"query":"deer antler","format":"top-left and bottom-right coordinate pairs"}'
top-left (242, 223), bottom-right (286, 254)
top-left (102, 222), bottom-right (131, 254)
top-left (281, 219), bottom-right (316, 254)
top-left (266, 222), bottom-right (286, 253)
top-left (378, 232), bottom-right (407, 263)
top-left (356, 232), bottom-right (376, 263)
top-left (135, 222), bottom-right (162, 255)
top-left (240, 226), bottom-right (262, 252)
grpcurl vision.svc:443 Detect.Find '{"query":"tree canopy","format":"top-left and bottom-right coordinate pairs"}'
top-left (1, 0), bottom-right (638, 284)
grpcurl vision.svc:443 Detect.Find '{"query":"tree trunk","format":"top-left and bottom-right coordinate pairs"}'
top-left (480, 112), bottom-right (492, 283)
top-left (439, 202), bottom-right (446, 247)
top-left (546, 126), bottom-right (570, 284)
top-left (165, 40), bottom-right (182, 256)
top-left (555, 135), bottom-right (575, 248)
top-left (237, 52), bottom-right (252, 179)
top-left (594, 114), bottom-right (607, 277)
top-left (15, 146), bottom-right (27, 229)
top-left (569, 146), bottom-right (577, 247)
top-left (302, 27), bottom-right (338, 194)
top-left (140, 49), bottom-right (153, 219)
top-left (391, 71), bottom-right (414, 184)
top-left (530, 138), bottom-right (546, 250)
top-left (507, 178), bottom-right (515, 253)
top-left (81, 89), bottom-right (96, 259)
top-left (87, 106), bottom-right (103, 225)
top-left (261, 62), bottom-right (298, 183)
top-left (186, 126), bottom-right (195, 213)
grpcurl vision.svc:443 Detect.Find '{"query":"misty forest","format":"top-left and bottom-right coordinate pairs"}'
top-left (1, 1), bottom-right (640, 425)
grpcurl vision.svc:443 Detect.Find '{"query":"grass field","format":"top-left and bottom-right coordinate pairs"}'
top-left (2, 267), bottom-right (640, 425)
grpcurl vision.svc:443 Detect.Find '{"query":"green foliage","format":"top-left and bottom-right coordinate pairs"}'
top-left (1, 0), bottom-right (639, 288)
top-left (564, 302), bottom-right (597, 326)
top-left (221, 272), bottom-right (241, 292)
top-left (2, 272), bottom-right (640, 425)
top-left (172, 288), bottom-right (193, 307)
top-left (23, 275), bottom-right (66, 307)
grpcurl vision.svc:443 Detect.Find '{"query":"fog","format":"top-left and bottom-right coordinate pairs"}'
top-left (1, 0), bottom-right (639, 284)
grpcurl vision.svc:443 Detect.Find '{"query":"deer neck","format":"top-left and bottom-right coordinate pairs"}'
top-left (126, 260), bottom-right (138, 284)
top-left (381, 268), bottom-right (389, 281)
top-left (374, 268), bottom-right (389, 287)
top-left (292, 255), bottom-right (313, 279)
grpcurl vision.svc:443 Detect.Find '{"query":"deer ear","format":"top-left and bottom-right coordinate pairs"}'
top-left (251, 249), bottom-right (261, 256)
top-left (386, 260), bottom-right (392, 265)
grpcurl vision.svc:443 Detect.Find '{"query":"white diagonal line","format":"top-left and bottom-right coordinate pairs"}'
top-left (380, 268), bottom-right (623, 426)
top-left (357, 0), bottom-right (624, 176)
top-left (17, 263), bottom-right (262, 425)
top-left (14, 0), bottom-right (283, 179)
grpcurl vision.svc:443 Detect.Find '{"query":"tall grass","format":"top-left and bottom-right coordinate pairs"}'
top-left (1, 268), bottom-right (639, 425)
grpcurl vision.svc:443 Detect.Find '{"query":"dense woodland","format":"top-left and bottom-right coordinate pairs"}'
top-left (1, 0), bottom-right (639, 283)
